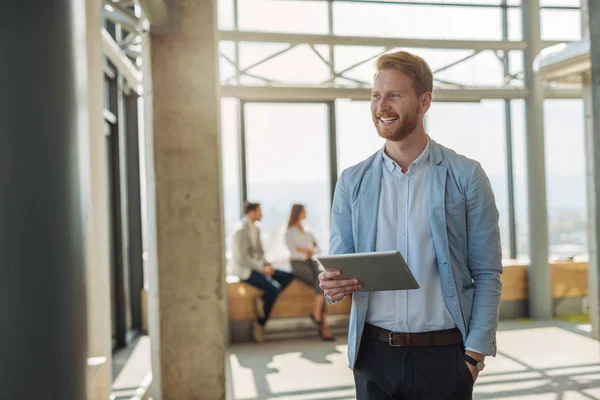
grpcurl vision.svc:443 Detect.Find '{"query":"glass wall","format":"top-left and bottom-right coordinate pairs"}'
top-left (510, 99), bottom-right (530, 260)
top-left (544, 99), bottom-right (587, 260)
top-left (427, 101), bottom-right (511, 259)
top-left (244, 103), bottom-right (332, 269)
top-left (218, 0), bottom-right (585, 267)
top-left (221, 98), bottom-right (241, 274)
top-left (336, 99), bottom-right (384, 171)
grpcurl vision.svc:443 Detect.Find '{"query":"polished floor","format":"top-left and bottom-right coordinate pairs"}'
top-left (227, 320), bottom-right (600, 400)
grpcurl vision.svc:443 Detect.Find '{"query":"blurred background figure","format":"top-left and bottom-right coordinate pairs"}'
top-left (285, 203), bottom-right (334, 341)
top-left (233, 202), bottom-right (294, 343)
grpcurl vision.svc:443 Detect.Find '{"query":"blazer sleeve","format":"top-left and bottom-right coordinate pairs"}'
top-left (464, 163), bottom-right (503, 357)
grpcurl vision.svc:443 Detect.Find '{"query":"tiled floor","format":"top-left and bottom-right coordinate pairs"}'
top-left (227, 320), bottom-right (600, 400)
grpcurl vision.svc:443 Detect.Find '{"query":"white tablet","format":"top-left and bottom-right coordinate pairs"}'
top-left (316, 251), bottom-right (419, 292)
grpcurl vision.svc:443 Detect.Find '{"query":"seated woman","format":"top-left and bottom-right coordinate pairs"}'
top-left (285, 203), bottom-right (334, 341)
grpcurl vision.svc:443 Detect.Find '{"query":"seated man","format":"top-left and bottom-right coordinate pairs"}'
top-left (232, 202), bottom-right (293, 343)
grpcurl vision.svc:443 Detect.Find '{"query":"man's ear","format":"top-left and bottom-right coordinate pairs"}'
top-left (420, 92), bottom-right (432, 114)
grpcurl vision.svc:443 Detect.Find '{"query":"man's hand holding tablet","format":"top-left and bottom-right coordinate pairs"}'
top-left (318, 270), bottom-right (362, 302)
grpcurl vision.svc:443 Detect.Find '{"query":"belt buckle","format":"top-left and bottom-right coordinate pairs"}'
top-left (388, 331), bottom-right (402, 347)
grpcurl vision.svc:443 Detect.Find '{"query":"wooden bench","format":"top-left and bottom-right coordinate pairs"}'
top-left (499, 260), bottom-right (589, 318)
top-left (227, 277), bottom-right (352, 342)
top-left (500, 261), bottom-right (589, 301)
top-left (227, 277), bottom-right (351, 322)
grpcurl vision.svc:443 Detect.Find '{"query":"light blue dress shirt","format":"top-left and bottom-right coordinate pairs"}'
top-left (366, 139), bottom-right (457, 334)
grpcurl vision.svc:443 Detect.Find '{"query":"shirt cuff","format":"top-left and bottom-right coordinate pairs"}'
top-left (324, 294), bottom-right (345, 305)
top-left (465, 347), bottom-right (489, 357)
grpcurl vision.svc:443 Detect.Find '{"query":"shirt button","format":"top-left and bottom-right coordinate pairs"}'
top-left (400, 292), bottom-right (405, 297)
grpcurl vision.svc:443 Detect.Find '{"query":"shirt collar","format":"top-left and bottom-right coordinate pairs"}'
top-left (382, 139), bottom-right (430, 174)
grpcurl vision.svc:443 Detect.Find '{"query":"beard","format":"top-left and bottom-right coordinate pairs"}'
top-left (373, 104), bottom-right (420, 142)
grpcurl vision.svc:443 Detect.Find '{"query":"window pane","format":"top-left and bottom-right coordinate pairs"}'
top-left (239, 0), bottom-right (329, 34)
top-left (217, 0), bottom-right (234, 30)
top-left (507, 8), bottom-right (523, 41)
top-left (508, 50), bottom-right (524, 86)
top-left (544, 99), bottom-right (587, 260)
top-left (221, 98), bottom-right (241, 275)
top-left (510, 100), bottom-right (529, 260)
top-left (245, 103), bottom-right (331, 268)
top-left (541, 0), bottom-right (580, 6)
top-left (219, 41), bottom-right (237, 83)
top-left (336, 99), bottom-right (384, 173)
top-left (434, 50), bottom-right (506, 87)
top-left (239, 44), bottom-right (331, 85)
top-left (541, 9), bottom-right (582, 41)
top-left (428, 101), bottom-right (510, 259)
top-left (334, 3), bottom-right (503, 40)
top-left (334, 45), bottom-right (386, 80)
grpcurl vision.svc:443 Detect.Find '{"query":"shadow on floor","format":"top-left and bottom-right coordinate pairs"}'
top-left (227, 321), bottom-right (600, 400)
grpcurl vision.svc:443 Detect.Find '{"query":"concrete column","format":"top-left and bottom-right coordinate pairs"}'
top-left (84, 0), bottom-right (113, 396)
top-left (584, 0), bottom-right (600, 340)
top-left (0, 1), bottom-right (88, 399)
top-left (145, 0), bottom-right (226, 398)
top-left (522, 0), bottom-right (552, 319)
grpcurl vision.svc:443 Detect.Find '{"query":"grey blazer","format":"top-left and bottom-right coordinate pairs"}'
top-left (232, 220), bottom-right (268, 280)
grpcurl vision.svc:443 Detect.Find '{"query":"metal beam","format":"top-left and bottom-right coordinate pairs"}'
top-left (238, 100), bottom-right (248, 214)
top-left (221, 85), bottom-right (583, 102)
top-left (101, 28), bottom-right (143, 94)
top-left (433, 50), bottom-right (480, 74)
top-left (240, 44), bottom-right (297, 74)
top-left (102, 2), bottom-right (139, 32)
top-left (104, 62), bottom-right (117, 79)
top-left (322, 47), bottom-right (389, 84)
top-left (104, 109), bottom-right (118, 124)
top-left (523, 0), bottom-right (552, 319)
top-left (219, 30), bottom-right (564, 51)
top-left (327, 100), bottom-right (338, 205)
top-left (502, 0), bottom-right (517, 260)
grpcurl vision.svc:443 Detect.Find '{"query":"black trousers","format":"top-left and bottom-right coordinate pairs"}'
top-left (353, 334), bottom-right (474, 400)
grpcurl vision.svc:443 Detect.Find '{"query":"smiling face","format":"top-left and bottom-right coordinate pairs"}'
top-left (370, 51), bottom-right (434, 142)
top-left (371, 69), bottom-right (423, 142)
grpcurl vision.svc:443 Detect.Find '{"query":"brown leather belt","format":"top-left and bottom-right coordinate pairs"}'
top-left (364, 324), bottom-right (463, 347)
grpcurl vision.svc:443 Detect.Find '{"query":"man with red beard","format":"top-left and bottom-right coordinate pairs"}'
top-left (319, 51), bottom-right (502, 400)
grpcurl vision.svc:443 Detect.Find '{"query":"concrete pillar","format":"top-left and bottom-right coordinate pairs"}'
top-left (145, 0), bottom-right (226, 398)
top-left (584, 0), bottom-right (600, 340)
top-left (522, 0), bottom-right (552, 319)
top-left (0, 1), bottom-right (88, 399)
top-left (84, 0), bottom-right (113, 396)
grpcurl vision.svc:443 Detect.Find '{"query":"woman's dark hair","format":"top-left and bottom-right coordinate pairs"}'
top-left (287, 203), bottom-right (305, 228)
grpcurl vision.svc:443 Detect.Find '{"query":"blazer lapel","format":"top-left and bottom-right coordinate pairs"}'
top-left (428, 139), bottom-right (449, 265)
top-left (356, 150), bottom-right (383, 253)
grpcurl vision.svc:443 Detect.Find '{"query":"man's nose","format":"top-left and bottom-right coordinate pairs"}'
top-left (377, 99), bottom-right (391, 113)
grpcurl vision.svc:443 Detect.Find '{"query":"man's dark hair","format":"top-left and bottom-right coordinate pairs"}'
top-left (244, 201), bottom-right (261, 215)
